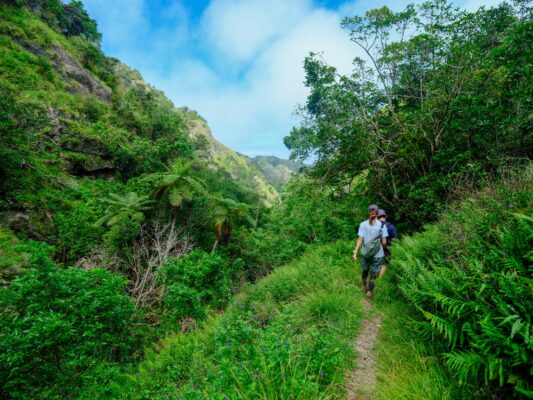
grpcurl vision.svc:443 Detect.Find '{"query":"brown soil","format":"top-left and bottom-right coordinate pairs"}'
top-left (344, 298), bottom-right (382, 400)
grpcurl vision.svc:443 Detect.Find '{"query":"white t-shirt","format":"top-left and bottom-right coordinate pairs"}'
top-left (357, 220), bottom-right (389, 258)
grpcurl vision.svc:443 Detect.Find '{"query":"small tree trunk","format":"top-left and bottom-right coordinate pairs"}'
top-left (211, 239), bottom-right (219, 254)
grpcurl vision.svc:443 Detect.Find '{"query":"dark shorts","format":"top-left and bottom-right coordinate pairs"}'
top-left (361, 256), bottom-right (383, 275)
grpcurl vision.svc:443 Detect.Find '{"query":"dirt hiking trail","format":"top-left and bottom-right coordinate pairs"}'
top-left (344, 298), bottom-right (382, 400)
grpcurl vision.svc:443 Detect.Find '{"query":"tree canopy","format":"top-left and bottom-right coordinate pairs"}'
top-left (285, 0), bottom-right (532, 227)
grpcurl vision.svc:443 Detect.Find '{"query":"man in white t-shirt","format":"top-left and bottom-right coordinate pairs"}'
top-left (353, 204), bottom-right (389, 299)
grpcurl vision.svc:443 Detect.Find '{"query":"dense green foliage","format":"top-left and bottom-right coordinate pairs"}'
top-left (0, 1), bottom-right (531, 399)
top-left (389, 171), bottom-right (532, 397)
top-left (108, 242), bottom-right (363, 399)
top-left (0, 249), bottom-right (138, 399)
top-left (231, 175), bottom-right (368, 276)
top-left (286, 0), bottom-right (532, 228)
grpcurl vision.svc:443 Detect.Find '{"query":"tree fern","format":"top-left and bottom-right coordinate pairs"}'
top-left (151, 159), bottom-right (206, 208)
top-left (94, 192), bottom-right (152, 227)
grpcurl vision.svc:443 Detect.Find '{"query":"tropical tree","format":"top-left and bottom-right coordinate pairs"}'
top-left (285, 0), bottom-right (532, 227)
top-left (93, 192), bottom-right (152, 253)
top-left (209, 196), bottom-right (255, 251)
top-left (151, 159), bottom-right (206, 208)
top-left (94, 192), bottom-right (152, 228)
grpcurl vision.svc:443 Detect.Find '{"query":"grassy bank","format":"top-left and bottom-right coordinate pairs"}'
top-left (373, 285), bottom-right (477, 400)
top-left (373, 171), bottom-right (532, 399)
top-left (79, 242), bottom-right (364, 399)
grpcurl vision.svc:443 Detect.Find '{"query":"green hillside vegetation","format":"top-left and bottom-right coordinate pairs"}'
top-left (187, 118), bottom-right (280, 206)
top-left (248, 155), bottom-right (303, 191)
top-left (0, 0), bottom-right (532, 399)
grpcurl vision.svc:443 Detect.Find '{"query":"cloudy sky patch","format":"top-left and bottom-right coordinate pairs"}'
top-left (82, 0), bottom-right (506, 157)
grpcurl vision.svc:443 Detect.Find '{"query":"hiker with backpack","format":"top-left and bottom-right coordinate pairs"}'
top-left (352, 204), bottom-right (388, 299)
top-left (377, 209), bottom-right (398, 278)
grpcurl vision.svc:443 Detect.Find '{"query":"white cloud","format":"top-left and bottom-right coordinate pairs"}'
top-left (201, 0), bottom-right (311, 64)
top-left (461, 0), bottom-right (505, 12)
top-left (86, 0), bottom-right (509, 157)
top-left (153, 3), bottom-right (361, 157)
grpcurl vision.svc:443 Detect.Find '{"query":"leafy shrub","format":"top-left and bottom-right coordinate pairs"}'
top-left (55, 194), bottom-right (106, 261)
top-left (234, 175), bottom-right (368, 274)
top-left (161, 282), bottom-right (205, 324)
top-left (0, 251), bottom-right (138, 399)
top-left (160, 250), bottom-right (232, 307)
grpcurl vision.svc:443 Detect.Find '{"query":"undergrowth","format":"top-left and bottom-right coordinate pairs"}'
top-left (81, 242), bottom-right (364, 400)
top-left (381, 171), bottom-right (533, 398)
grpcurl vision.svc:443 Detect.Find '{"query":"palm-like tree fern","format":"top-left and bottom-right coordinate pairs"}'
top-left (94, 192), bottom-right (152, 227)
top-left (209, 196), bottom-right (255, 248)
top-left (152, 159), bottom-right (206, 207)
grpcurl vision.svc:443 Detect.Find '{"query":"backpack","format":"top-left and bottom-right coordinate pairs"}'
top-left (360, 222), bottom-right (383, 259)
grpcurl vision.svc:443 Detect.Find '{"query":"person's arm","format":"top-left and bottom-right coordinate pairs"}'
top-left (381, 223), bottom-right (389, 246)
top-left (353, 236), bottom-right (363, 261)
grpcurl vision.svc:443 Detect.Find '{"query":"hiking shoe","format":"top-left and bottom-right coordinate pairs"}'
top-left (366, 290), bottom-right (372, 300)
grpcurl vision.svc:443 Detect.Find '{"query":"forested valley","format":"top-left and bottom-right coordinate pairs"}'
top-left (0, 1), bottom-right (531, 399)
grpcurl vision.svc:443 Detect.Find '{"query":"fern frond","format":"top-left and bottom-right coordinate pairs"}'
top-left (445, 351), bottom-right (484, 384)
top-left (168, 188), bottom-right (184, 207)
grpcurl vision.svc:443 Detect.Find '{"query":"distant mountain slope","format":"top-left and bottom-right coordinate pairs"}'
top-left (111, 62), bottom-right (280, 206)
top-left (247, 155), bottom-right (302, 190)
top-left (185, 115), bottom-right (280, 206)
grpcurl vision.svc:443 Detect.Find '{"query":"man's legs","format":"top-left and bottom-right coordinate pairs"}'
top-left (380, 246), bottom-right (391, 278)
top-left (366, 257), bottom-right (384, 297)
top-left (361, 257), bottom-right (370, 291)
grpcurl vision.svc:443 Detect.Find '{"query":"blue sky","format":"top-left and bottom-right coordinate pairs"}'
top-left (82, 0), bottom-right (503, 158)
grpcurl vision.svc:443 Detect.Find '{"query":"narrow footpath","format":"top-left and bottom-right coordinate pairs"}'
top-left (344, 298), bottom-right (382, 400)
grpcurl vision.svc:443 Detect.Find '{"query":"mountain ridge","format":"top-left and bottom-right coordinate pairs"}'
top-left (244, 154), bottom-right (303, 190)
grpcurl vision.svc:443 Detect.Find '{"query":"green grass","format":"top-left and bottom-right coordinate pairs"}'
top-left (373, 280), bottom-right (477, 400)
top-left (88, 241), bottom-right (365, 399)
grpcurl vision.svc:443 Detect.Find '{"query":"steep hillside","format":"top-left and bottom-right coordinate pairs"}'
top-left (111, 61), bottom-right (280, 205)
top-left (0, 4), bottom-right (287, 396)
top-left (249, 155), bottom-right (302, 190)
top-left (0, 3), bottom-right (277, 250)
top-left (186, 116), bottom-right (279, 206)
